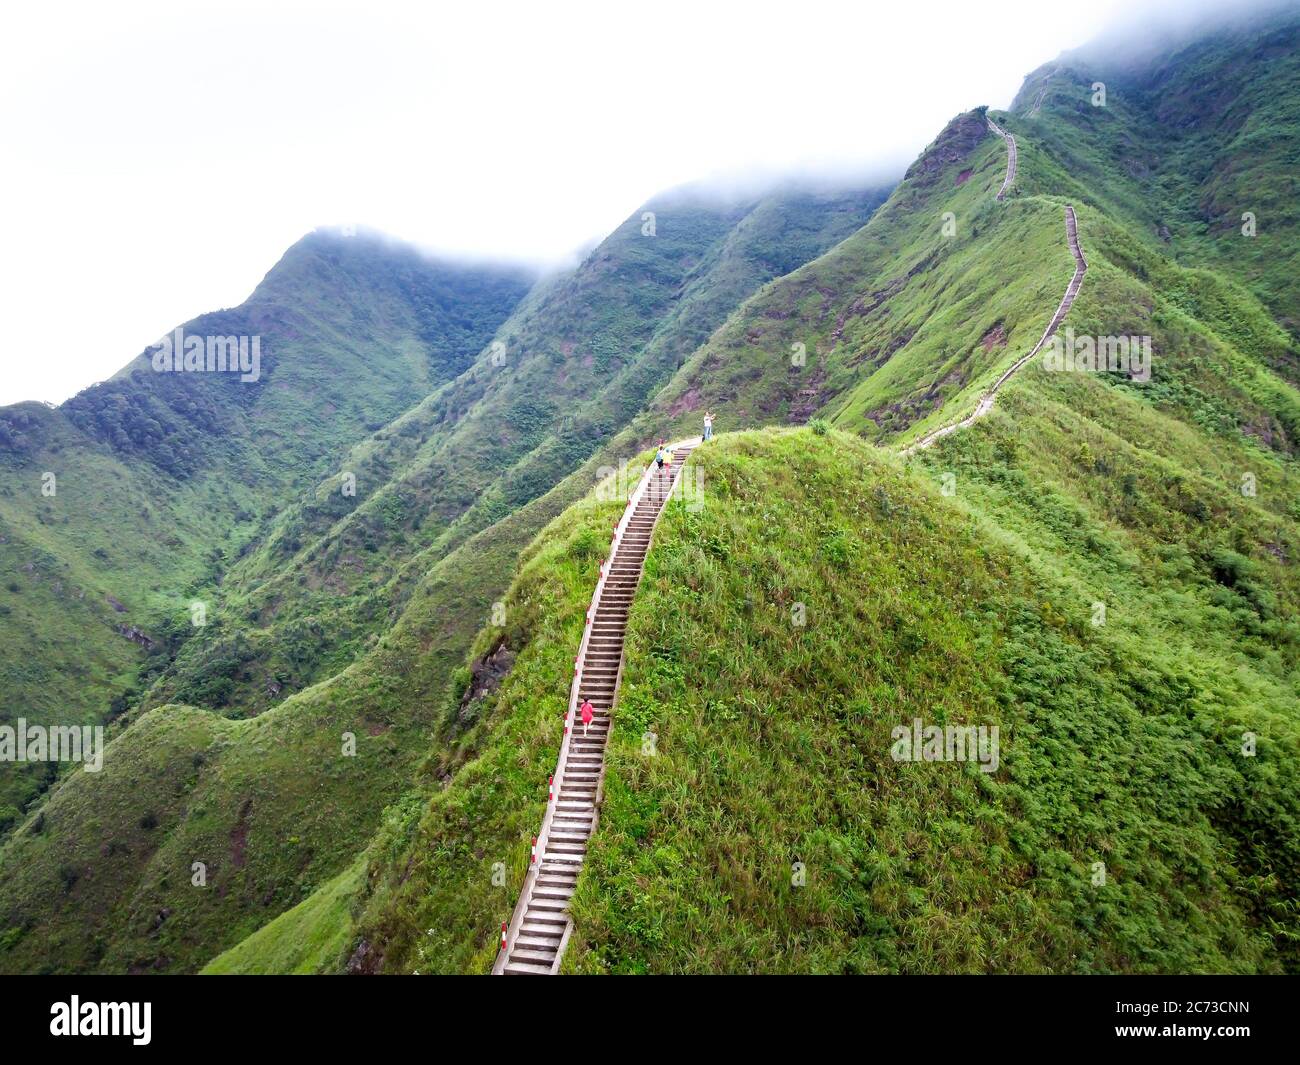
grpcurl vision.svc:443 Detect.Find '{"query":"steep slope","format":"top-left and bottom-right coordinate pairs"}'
top-left (620, 106), bottom-right (1085, 443)
top-left (8, 5), bottom-right (1295, 979)
top-left (0, 483), bottom-right (581, 973)
top-left (0, 233), bottom-right (533, 833)
top-left (340, 453), bottom-right (650, 973)
top-left (493, 438), bottom-right (699, 975)
top-left (0, 178), bottom-right (894, 973)
top-left (341, 8), bottom-right (1299, 975)
top-left (1012, 5), bottom-right (1300, 338)
top-left (625, 7), bottom-right (1300, 450)
top-left (200, 859), bottom-right (365, 975)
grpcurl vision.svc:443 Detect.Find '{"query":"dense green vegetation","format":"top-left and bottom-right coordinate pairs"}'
top-left (629, 109), bottom-right (1039, 443)
top-left (565, 431), bottom-right (1296, 973)
top-left (341, 423), bottom-right (1295, 974)
top-left (1013, 10), bottom-right (1300, 338)
top-left (152, 181), bottom-right (889, 721)
top-left (340, 462), bottom-right (638, 973)
top-left (0, 236), bottom-right (534, 834)
top-left (201, 859), bottom-right (365, 975)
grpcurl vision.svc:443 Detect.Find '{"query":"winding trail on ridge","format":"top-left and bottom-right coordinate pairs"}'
top-left (901, 116), bottom-right (1087, 455)
top-left (492, 439), bottom-right (699, 975)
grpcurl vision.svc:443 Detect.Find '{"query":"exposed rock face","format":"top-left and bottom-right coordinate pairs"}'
top-left (116, 624), bottom-right (155, 650)
top-left (230, 798), bottom-right (252, 869)
top-left (904, 109), bottom-right (989, 186)
top-left (789, 368), bottom-right (828, 423)
top-left (455, 642), bottom-right (517, 731)
top-left (981, 323), bottom-right (1008, 351)
top-left (346, 938), bottom-right (382, 975)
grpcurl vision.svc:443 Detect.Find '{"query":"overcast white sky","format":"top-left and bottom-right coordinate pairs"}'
top-left (1, 0), bottom-right (1188, 405)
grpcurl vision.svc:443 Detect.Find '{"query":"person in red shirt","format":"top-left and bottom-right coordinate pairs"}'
top-left (580, 697), bottom-right (595, 736)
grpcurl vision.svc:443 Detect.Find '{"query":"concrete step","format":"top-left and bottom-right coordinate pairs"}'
top-left (504, 962), bottom-right (552, 975)
top-left (509, 948), bottom-right (558, 966)
top-left (543, 840), bottom-right (588, 854)
top-left (522, 914), bottom-right (557, 929)
top-left (516, 933), bottom-right (562, 950)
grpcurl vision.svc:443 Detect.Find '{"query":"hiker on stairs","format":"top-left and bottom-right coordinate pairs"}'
top-left (655, 442), bottom-right (667, 470)
top-left (703, 411), bottom-right (714, 442)
top-left (580, 696), bottom-right (595, 737)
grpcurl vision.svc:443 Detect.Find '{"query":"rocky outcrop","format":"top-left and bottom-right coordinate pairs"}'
top-left (455, 642), bottom-right (516, 731)
top-left (904, 109), bottom-right (989, 186)
top-left (345, 938), bottom-right (382, 975)
top-left (116, 624), bottom-right (155, 650)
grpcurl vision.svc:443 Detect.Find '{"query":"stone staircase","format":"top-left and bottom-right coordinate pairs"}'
top-left (492, 439), bottom-right (699, 975)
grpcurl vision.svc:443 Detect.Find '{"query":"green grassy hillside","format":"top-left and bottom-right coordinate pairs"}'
top-left (565, 431), bottom-right (1296, 973)
top-left (340, 453), bottom-right (649, 973)
top-left (191, 183), bottom-right (891, 976)
top-left (4, 5), bottom-right (1296, 978)
top-left (1013, 8), bottom-right (1300, 337)
top-left (627, 109), bottom-right (1041, 444)
top-left (0, 235), bottom-right (533, 834)
top-left (201, 859), bottom-right (365, 975)
top-left (0, 426), bottom-right (693, 973)
top-left (344, 428), bottom-right (1297, 973)
top-left (149, 181), bottom-right (891, 721)
top-left (0, 180), bottom-right (893, 973)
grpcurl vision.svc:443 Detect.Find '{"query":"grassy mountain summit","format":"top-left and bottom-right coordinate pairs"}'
top-left (342, 424), bottom-right (1296, 974)
top-left (1013, 4), bottom-right (1300, 337)
top-left (139, 179), bottom-right (891, 722)
top-left (569, 430), bottom-right (1294, 973)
